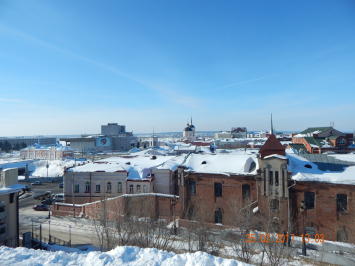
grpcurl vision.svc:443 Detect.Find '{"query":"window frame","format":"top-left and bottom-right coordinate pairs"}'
top-left (305, 192), bottom-right (315, 209)
top-left (107, 182), bottom-right (112, 193)
top-left (189, 181), bottom-right (196, 195)
top-left (214, 182), bottom-right (222, 197)
top-left (85, 181), bottom-right (90, 193)
top-left (118, 182), bottom-right (123, 193)
top-left (215, 210), bottom-right (223, 224)
top-left (74, 183), bottom-right (79, 193)
top-left (337, 194), bottom-right (347, 212)
top-left (96, 184), bottom-right (101, 193)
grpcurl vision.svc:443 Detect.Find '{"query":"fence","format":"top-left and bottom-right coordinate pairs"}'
top-left (19, 176), bottom-right (63, 183)
top-left (32, 232), bottom-right (70, 247)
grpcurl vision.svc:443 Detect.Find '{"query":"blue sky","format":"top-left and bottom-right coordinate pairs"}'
top-left (1, 0), bottom-right (354, 135)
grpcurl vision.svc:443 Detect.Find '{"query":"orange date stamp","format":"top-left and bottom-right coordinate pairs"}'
top-left (246, 233), bottom-right (325, 243)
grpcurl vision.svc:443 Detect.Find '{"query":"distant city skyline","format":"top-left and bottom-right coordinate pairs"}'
top-left (1, 1), bottom-right (354, 135)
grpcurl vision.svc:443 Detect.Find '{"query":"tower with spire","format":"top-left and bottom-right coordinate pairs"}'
top-left (183, 116), bottom-right (196, 141)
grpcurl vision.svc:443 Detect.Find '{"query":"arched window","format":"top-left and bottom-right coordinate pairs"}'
top-left (85, 182), bottom-right (90, 193)
top-left (129, 184), bottom-right (134, 193)
top-left (118, 182), bottom-right (122, 193)
top-left (136, 185), bottom-right (141, 193)
top-left (143, 185), bottom-right (148, 193)
top-left (96, 184), bottom-right (101, 193)
top-left (107, 182), bottom-right (112, 193)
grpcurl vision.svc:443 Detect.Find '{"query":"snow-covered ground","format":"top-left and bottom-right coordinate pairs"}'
top-left (0, 245), bottom-right (252, 266)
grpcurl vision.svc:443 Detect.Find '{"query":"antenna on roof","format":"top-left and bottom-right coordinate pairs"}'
top-left (270, 113), bottom-right (274, 135)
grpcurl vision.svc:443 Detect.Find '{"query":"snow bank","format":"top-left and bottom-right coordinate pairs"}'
top-left (0, 245), bottom-right (251, 266)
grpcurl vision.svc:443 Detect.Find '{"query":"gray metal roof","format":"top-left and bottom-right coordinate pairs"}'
top-left (298, 153), bottom-right (355, 171)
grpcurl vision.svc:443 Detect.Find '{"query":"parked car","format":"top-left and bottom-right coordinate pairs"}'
top-left (33, 204), bottom-right (50, 211)
top-left (52, 193), bottom-right (64, 202)
top-left (34, 191), bottom-right (52, 200)
top-left (31, 181), bottom-right (42, 185)
top-left (41, 198), bottom-right (56, 205)
top-left (23, 185), bottom-right (31, 192)
top-left (59, 183), bottom-right (63, 188)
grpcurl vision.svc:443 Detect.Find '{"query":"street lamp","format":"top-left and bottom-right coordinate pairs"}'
top-left (69, 225), bottom-right (72, 247)
top-left (300, 201), bottom-right (306, 256)
top-left (48, 220), bottom-right (51, 243)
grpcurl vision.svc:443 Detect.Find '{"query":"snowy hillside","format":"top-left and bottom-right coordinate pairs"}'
top-left (0, 245), bottom-right (250, 266)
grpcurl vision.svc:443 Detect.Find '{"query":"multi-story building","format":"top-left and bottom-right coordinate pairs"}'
top-left (290, 126), bottom-right (355, 154)
top-left (0, 136), bottom-right (56, 148)
top-left (177, 133), bottom-right (355, 242)
top-left (0, 168), bottom-right (24, 247)
top-left (63, 155), bottom-right (184, 204)
top-left (60, 123), bottom-right (140, 152)
top-left (20, 142), bottom-right (74, 160)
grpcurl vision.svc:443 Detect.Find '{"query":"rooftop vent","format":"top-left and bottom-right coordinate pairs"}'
top-left (202, 161), bottom-right (207, 164)
top-left (304, 164), bottom-right (312, 169)
top-left (126, 162), bottom-right (131, 165)
top-left (151, 156), bottom-right (157, 160)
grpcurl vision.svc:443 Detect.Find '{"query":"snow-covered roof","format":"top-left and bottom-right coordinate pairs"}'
top-left (287, 153), bottom-right (355, 185)
top-left (0, 184), bottom-right (25, 195)
top-left (154, 156), bottom-right (185, 171)
top-left (67, 162), bottom-right (126, 173)
top-left (182, 154), bottom-right (258, 175)
top-left (96, 155), bottom-right (183, 179)
top-left (264, 154), bottom-right (287, 160)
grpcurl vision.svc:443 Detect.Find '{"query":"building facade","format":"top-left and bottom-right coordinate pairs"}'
top-left (290, 127), bottom-right (355, 154)
top-left (0, 168), bottom-right (24, 247)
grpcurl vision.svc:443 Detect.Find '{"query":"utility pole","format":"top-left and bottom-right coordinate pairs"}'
top-left (72, 173), bottom-right (75, 218)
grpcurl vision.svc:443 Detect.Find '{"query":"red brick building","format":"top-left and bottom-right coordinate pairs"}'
top-left (289, 127), bottom-right (355, 154)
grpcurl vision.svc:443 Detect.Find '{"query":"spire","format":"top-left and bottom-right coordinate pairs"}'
top-left (191, 115), bottom-right (193, 125)
top-left (270, 113), bottom-right (274, 135)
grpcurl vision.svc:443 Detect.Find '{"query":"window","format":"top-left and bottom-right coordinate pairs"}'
top-left (305, 192), bottom-right (315, 209)
top-left (74, 184), bottom-right (79, 193)
top-left (85, 182), bottom-right (90, 193)
top-left (96, 184), bottom-right (101, 193)
top-left (275, 171), bottom-right (279, 186)
top-left (10, 193), bottom-right (14, 204)
top-left (269, 171), bottom-right (273, 185)
top-left (337, 138), bottom-right (346, 145)
top-left (214, 183), bottom-right (222, 197)
top-left (188, 205), bottom-right (196, 221)
top-left (270, 199), bottom-right (279, 212)
top-left (118, 182), bottom-right (122, 193)
top-left (136, 185), bottom-right (141, 193)
top-left (189, 181), bottom-right (196, 195)
top-left (0, 206), bottom-right (5, 213)
top-left (337, 230), bottom-right (348, 242)
top-left (337, 194), bottom-right (347, 212)
top-left (143, 185), bottom-right (148, 193)
top-left (215, 210), bottom-right (223, 224)
top-left (305, 227), bottom-right (316, 239)
top-left (107, 182), bottom-right (112, 193)
top-left (129, 184), bottom-right (134, 193)
top-left (242, 184), bottom-right (251, 199)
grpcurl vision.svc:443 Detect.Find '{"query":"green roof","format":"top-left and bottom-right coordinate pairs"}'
top-left (288, 144), bottom-right (307, 152)
top-left (300, 127), bottom-right (332, 134)
top-left (303, 137), bottom-right (335, 148)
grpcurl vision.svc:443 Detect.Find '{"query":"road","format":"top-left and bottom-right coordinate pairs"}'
top-left (19, 182), bottom-right (98, 247)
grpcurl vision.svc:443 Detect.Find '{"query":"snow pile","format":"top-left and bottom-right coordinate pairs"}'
top-left (0, 245), bottom-right (250, 266)
top-left (31, 160), bottom-right (77, 177)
